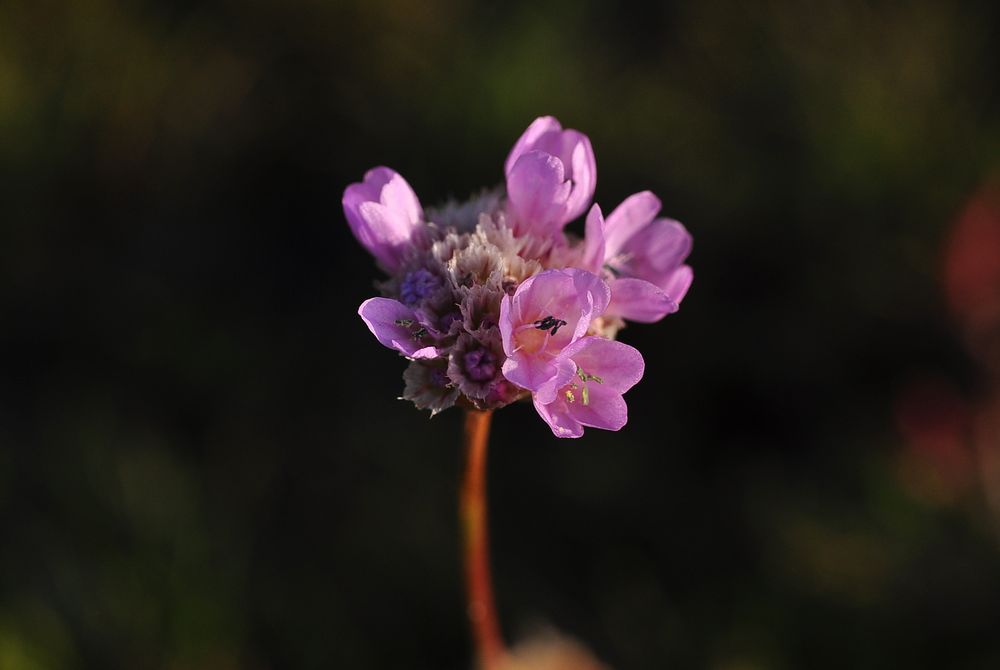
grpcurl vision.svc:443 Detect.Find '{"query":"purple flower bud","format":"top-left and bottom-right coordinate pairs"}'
top-left (400, 268), bottom-right (443, 307)
top-left (504, 117), bottom-right (596, 238)
top-left (343, 167), bottom-right (424, 272)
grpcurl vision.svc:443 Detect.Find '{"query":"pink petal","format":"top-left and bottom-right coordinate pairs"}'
top-left (498, 291), bottom-right (516, 355)
top-left (342, 166), bottom-right (423, 271)
top-left (580, 204), bottom-right (606, 273)
top-left (661, 265), bottom-right (693, 304)
top-left (358, 297), bottom-right (438, 359)
top-left (504, 116), bottom-right (564, 175)
top-left (619, 218), bottom-right (692, 287)
top-left (502, 354), bottom-right (576, 404)
top-left (604, 191), bottom-right (662, 257)
top-left (506, 151), bottom-right (573, 235)
top-left (532, 394), bottom-right (585, 438)
top-left (606, 277), bottom-right (678, 323)
top-left (531, 128), bottom-right (596, 223)
top-left (379, 170), bottom-right (423, 224)
top-left (559, 337), bottom-right (645, 392)
top-left (507, 270), bottom-right (580, 347)
top-left (567, 382), bottom-right (629, 431)
top-left (568, 268), bottom-right (611, 336)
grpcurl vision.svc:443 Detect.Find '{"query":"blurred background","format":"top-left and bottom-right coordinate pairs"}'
top-left (2, 1), bottom-right (1000, 668)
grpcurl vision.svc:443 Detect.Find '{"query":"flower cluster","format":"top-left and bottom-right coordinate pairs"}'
top-left (345, 117), bottom-right (692, 437)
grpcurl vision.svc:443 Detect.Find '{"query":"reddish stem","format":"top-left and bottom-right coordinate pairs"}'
top-left (461, 409), bottom-right (505, 669)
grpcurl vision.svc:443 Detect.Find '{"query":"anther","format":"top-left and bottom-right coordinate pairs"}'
top-left (534, 315), bottom-right (568, 335)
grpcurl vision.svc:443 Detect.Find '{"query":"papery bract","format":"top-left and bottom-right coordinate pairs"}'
top-left (504, 116), bottom-right (596, 237)
top-left (343, 167), bottom-right (424, 271)
top-left (499, 268), bottom-right (609, 403)
top-left (532, 336), bottom-right (645, 438)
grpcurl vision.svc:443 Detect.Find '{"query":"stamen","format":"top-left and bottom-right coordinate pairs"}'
top-left (533, 315), bottom-right (568, 336)
top-left (565, 389), bottom-right (575, 403)
top-left (582, 386), bottom-right (590, 405)
top-left (395, 319), bottom-right (414, 327)
top-left (412, 327), bottom-right (428, 340)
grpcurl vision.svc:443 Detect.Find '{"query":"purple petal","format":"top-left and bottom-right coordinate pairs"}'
top-left (504, 116), bottom-right (564, 175)
top-left (358, 297), bottom-right (438, 359)
top-left (603, 191), bottom-right (662, 257)
top-left (532, 395), bottom-right (585, 438)
top-left (580, 204), bottom-right (606, 273)
top-left (606, 277), bottom-right (679, 323)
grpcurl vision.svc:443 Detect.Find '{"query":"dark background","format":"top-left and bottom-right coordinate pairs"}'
top-left (3, 1), bottom-right (1000, 668)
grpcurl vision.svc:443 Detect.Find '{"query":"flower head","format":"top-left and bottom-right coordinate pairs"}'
top-left (345, 116), bottom-right (692, 437)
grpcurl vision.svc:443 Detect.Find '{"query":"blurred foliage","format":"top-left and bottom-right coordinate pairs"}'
top-left (2, 0), bottom-right (1000, 668)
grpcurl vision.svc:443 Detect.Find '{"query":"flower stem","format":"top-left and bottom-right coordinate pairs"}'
top-left (461, 409), bottom-right (505, 669)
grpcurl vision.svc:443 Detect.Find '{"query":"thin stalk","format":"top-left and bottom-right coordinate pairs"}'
top-left (461, 409), bottom-right (505, 669)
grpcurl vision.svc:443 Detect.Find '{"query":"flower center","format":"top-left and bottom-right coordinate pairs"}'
top-left (512, 314), bottom-right (566, 355)
top-left (562, 365), bottom-right (603, 405)
top-left (400, 269), bottom-right (442, 306)
top-left (463, 348), bottom-right (497, 382)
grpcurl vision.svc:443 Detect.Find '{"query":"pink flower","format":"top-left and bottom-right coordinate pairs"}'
top-left (342, 167), bottom-right (424, 272)
top-left (532, 337), bottom-right (644, 438)
top-left (580, 192), bottom-right (693, 323)
top-left (358, 297), bottom-right (439, 359)
top-left (499, 268), bottom-right (609, 403)
top-left (504, 117), bottom-right (596, 238)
